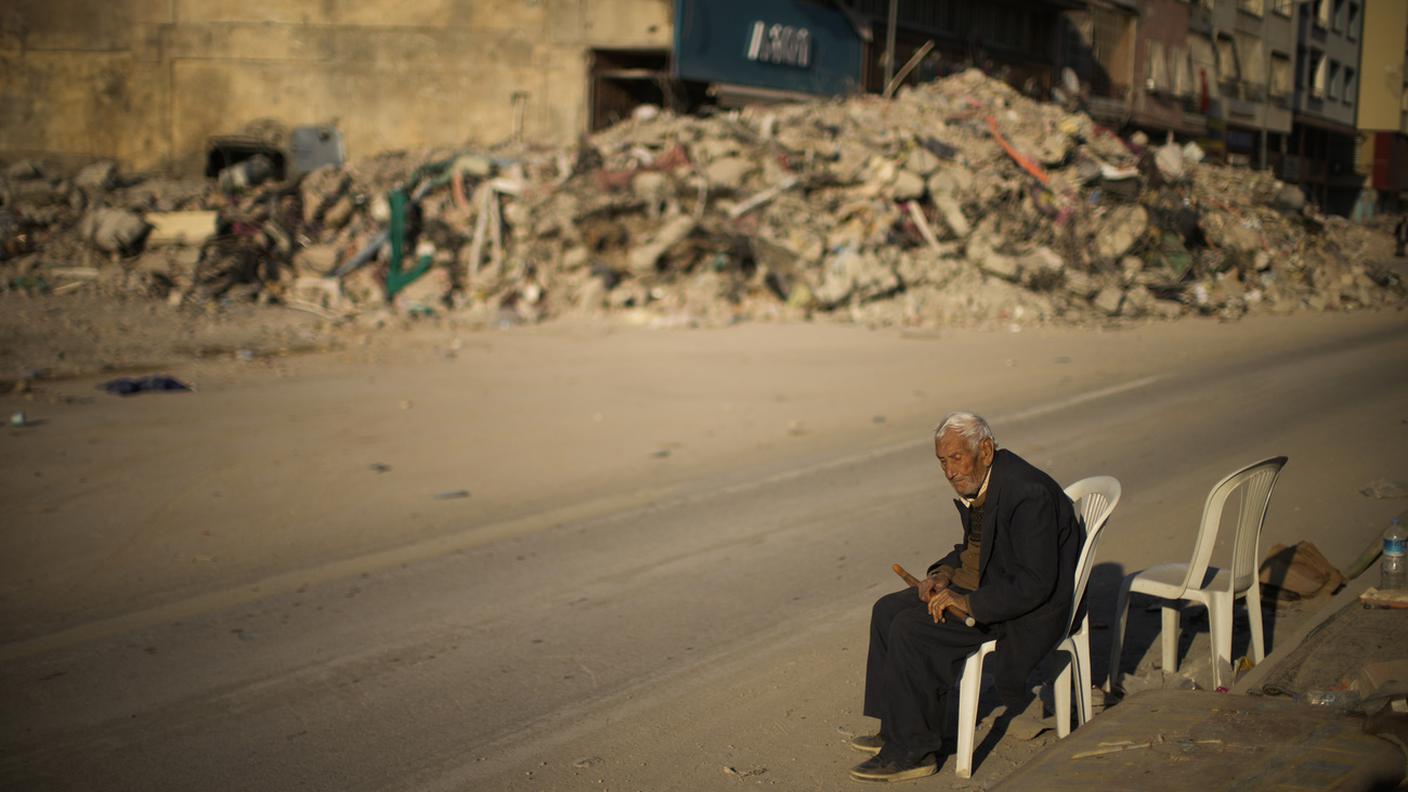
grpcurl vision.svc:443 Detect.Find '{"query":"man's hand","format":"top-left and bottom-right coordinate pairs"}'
top-left (927, 588), bottom-right (971, 624)
top-left (917, 571), bottom-right (950, 603)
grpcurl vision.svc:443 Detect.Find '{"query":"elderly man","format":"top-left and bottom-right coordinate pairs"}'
top-left (849, 412), bottom-right (1082, 782)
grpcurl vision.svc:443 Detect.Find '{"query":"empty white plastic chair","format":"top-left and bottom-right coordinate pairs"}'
top-left (953, 476), bottom-right (1122, 778)
top-left (1051, 476), bottom-right (1122, 738)
top-left (1107, 457), bottom-right (1287, 694)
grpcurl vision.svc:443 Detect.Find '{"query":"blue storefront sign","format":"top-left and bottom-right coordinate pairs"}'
top-left (674, 0), bottom-right (863, 96)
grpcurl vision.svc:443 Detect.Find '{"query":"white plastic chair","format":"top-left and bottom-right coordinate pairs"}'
top-left (953, 476), bottom-right (1122, 779)
top-left (1051, 476), bottom-right (1122, 738)
top-left (1106, 457), bottom-right (1287, 694)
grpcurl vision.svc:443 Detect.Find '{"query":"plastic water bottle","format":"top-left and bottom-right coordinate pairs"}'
top-left (1382, 517), bottom-right (1407, 591)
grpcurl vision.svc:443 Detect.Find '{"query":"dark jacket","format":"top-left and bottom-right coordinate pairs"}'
top-left (927, 448), bottom-right (1082, 700)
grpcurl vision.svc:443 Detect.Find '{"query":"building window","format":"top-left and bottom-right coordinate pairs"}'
top-left (1235, 32), bottom-right (1265, 99)
top-left (1271, 52), bottom-right (1293, 99)
top-left (1332, 0), bottom-right (1345, 31)
top-left (1190, 34), bottom-right (1219, 100)
top-left (1217, 33), bottom-right (1239, 87)
top-left (1327, 60), bottom-right (1341, 100)
top-left (1172, 46), bottom-right (1192, 98)
top-left (1347, 2), bottom-right (1360, 39)
top-left (1272, 0), bottom-right (1292, 16)
top-left (1343, 67), bottom-right (1356, 104)
top-left (1311, 50), bottom-right (1327, 98)
top-left (1296, 48), bottom-right (1307, 90)
top-left (1314, 0), bottom-right (1331, 28)
top-left (1146, 40), bottom-right (1170, 93)
top-left (1238, 0), bottom-right (1264, 16)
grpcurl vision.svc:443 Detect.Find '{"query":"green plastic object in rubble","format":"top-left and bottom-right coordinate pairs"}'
top-left (383, 188), bottom-right (432, 299)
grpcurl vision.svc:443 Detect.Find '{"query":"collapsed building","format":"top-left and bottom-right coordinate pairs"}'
top-left (2, 68), bottom-right (1402, 331)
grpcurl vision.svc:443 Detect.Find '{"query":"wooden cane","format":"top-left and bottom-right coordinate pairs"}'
top-left (891, 563), bottom-right (977, 627)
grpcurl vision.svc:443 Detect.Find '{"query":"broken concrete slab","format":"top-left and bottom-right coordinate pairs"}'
top-left (890, 169), bottom-right (927, 201)
top-left (627, 214), bottom-right (696, 274)
top-left (1095, 205), bottom-right (1148, 260)
top-left (932, 194), bottom-right (971, 239)
top-left (1020, 246), bottom-right (1064, 288)
top-left (704, 157), bottom-right (753, 191)
top-left (78, 208), bottom-right (150, 254)
top-left (146, 211), bottom-right (218, 247)
top-left (74, 161), bottom-right (119, 192)
top-left (1093, 285), bottom-right (1124, 316)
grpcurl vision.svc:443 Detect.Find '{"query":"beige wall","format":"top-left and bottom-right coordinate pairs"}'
top-left (1355, 0), bottom-right (1407, 132)
top-left (0, 0), bottom-right (672, 173)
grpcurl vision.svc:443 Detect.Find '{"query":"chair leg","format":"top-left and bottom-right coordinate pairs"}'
top-left (1054, 654), bottom-right (1072, 739)
top-left (1207, 593), bottom-right (1234, 689)
top-left (1160, 605), bottom-right (1180, 675)
top-left (1246, 585), bottom-right (1266, 664)
top-left (1107, 578), bottom-right (1134, 693)
top-left (955, 651), bottom-right (985, 779)
top-left (1074, 630), bottom-right (1093, 726)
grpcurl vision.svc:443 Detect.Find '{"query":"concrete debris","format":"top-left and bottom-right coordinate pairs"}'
top-left (1360, 479), bottom-right (1408, 499)
top-left (890, 169), bottom-right (927, 201)
top-left (74, 161), bottom-right (119, 192)
top-left (1, 68), bottom-right (1402, 325)
top-left (1020, 246), bottom-right (1065, 289)
top-left (78, 208), bottom-right (150, 255)
top-left (1095, 205), bottom-right (1149, 260)
top-left (932, 194), bottom-right (971, 239)
top-left (1093, 286), bottom-right (1124, 316)
top-left (627, 214), bottom-right (696, 275)
top-left (146, 211), bottom-right (218, 247)
top-left (704, 156), bottom-right (752, 191)
top-left (5, 160), bottom-right (44, 180)
top-left (1153, 142), bottom-right (1186, 183)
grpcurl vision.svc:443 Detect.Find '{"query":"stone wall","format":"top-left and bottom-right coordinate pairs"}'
top-left (0, 0), bottom-right (672, 173)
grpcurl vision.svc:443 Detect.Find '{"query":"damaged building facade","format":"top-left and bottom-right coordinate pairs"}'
top-left (0, 0), bottom-right (676, 174)
top-left (0, 0), bottom-right (1096, 176)
top-left (1287, 0), bottom-right (1365, 215)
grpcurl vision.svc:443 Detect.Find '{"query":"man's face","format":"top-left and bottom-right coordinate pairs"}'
top-left (935, 430), bottom-right (995, 498)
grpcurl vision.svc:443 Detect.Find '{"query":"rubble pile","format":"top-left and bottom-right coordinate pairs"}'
top-left (1, 69), bottom-right (1402, 328)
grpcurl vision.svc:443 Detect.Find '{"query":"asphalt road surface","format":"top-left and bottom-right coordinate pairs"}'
top-left (3, 313), bottom-right (1406, 791)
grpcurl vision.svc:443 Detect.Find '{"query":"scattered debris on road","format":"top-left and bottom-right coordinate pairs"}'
top-left (99, 375), bottom-right (193, 396)
top-left (1361, 479), bottom-right (1408, 499)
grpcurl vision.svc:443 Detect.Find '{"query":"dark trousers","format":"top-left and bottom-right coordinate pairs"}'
top-left (863, 588), bottom-right (999, 758)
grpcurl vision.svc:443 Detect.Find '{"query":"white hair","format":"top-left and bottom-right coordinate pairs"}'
top-left (934, 411), bottom-right (997, 451)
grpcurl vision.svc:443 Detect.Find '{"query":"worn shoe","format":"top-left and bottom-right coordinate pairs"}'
top-left (848, 751), bottom-right (938, 782)
top-left (848, 733), bottom-right (884, 755)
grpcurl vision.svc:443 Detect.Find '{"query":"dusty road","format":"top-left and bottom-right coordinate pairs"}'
top-left (2, 310), bottom-right (1406, 791)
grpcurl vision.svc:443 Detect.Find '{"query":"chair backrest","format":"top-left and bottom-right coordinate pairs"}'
top-left (1063, 476), bottom-right (1122, 637)
top-left (1179, 456), bottom-right (1289, 595)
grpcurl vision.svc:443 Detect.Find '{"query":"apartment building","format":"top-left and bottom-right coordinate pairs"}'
top-left (1127, 0), bottom-right (1207, 142)
top-left (1287, 0), bottom-right (1366, 214)
top-left (1056, 0), bottom-right (1139, 128)
top-left (1205, 0), bottom-right (1296, 168)
top-left (1351, 0), bottom-right (1408, 218)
